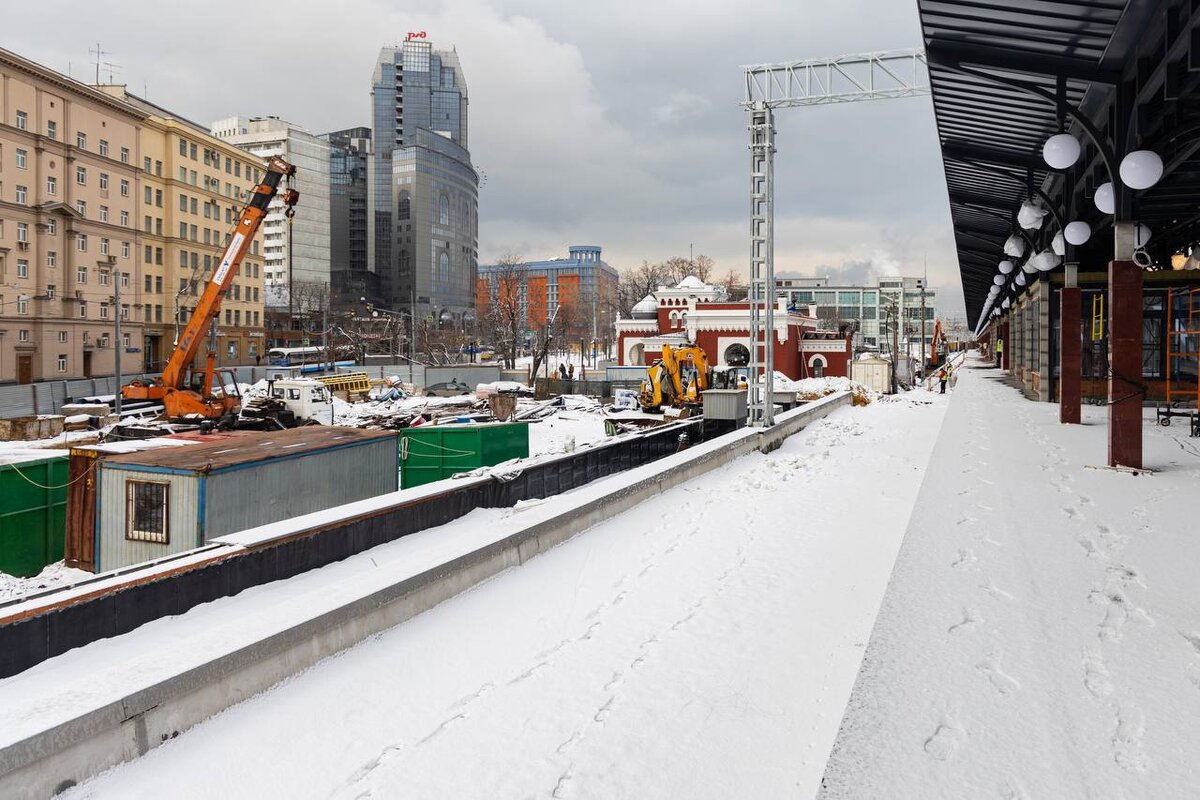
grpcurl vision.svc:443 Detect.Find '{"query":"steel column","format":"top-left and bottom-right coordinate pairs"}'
top-left (748, 104), bottom-right (775, 426)
top-left (1060, 284), bottom-right (1081, 424)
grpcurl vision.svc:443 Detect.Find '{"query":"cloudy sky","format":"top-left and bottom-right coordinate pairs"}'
top-left (10, 0), bottom-right (962, 315)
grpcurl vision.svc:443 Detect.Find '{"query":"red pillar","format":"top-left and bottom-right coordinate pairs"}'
top-left (1060, 287), bottom-right (1081, 424)
top-left (1108, 260), bottom-right (1142, 469)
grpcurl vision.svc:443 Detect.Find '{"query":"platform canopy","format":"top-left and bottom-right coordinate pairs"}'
top-left (918, 0), bottom-right (1200, 323)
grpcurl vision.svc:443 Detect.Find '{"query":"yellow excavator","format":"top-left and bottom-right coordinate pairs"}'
top-left (639, 343), bottom-right (711, 412)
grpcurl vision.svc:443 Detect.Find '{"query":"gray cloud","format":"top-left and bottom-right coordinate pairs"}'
top-left (10, 0), bottom-right (965, 317)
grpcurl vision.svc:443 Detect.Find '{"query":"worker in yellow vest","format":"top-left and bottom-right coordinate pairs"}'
top-left (994, 337), bottom-right (1003, 368)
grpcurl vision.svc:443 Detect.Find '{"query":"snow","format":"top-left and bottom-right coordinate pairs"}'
top-left (0, 562), bottom-right (93, 603)
top-left (45, 390), bottom-right (948, 799)
top-left (820, 355), bottom-right (1200, 798)
top-left (526, 410), bottom-right (608, 455)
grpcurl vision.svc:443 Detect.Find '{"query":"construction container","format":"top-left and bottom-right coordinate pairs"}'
top-left (0, 451), bottom-right (69, 577)
top-left (702, 389), bottom-right (749, 422)
top-left (64, 434), bottom-right (235, 571)
top-left (94, 427), bottom-right (399, 572)
top-left (852, 355), bottom-right (893, 395)
top-left (399, 422), bottom-right (529, 489)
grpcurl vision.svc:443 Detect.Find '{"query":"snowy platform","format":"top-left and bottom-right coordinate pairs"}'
top-left (820, 357), bottom-right (1200, 798)
top-left (9, 390), bottom-right (949, 799)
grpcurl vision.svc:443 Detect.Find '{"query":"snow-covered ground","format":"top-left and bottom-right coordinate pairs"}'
top-left (53, 390), bottom-right (948, 799)
top-left (820, 355), bottom-right (1200, 798)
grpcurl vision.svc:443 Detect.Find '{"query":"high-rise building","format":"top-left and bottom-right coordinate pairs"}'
top-left (211, 116), bottom-right (331, 305)
top-left (370, 39), bottom-right (477, 324)
top-left (477, 246), bottom-right (619, 344)
top-left (99, 88), bottom-right (268, 369)
top-left (322, 126), bottom-right (372, 310)
top-left (0, 48), bottom-right (147, 384)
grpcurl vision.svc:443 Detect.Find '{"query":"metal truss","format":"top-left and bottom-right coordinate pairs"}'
top-left (742, 49), bottom-right (929, 109)
top-left (747, 105), bottom-right (776, 427)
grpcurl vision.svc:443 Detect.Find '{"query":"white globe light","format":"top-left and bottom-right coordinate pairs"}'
top-left (1064, 220), bottom-right (1092, 245)
top-left (1095, 182), bottom-right (1115, 214)
top-left (1015, 271), bottom-right (1027, 286)
top-left (1052, 231), bottom-right (1066, 257)
top-left (1035, 249), bottom-right (1061, 272)
top-left (1022, 259), bottom-right (1037, 273)
top-left (993, 274), bottom-right (1005, 285)
top-left (1002, 297), bottom-right (1011, 309)
top-left (989, 286), bottom-right (1000, 297)
top-left (1135, 223), bottom-right (1152, 247)
top-left (1043, 133), bottom-right (1081, 169)
top-left (1003, 235), bottom-right (1026, 258)
top-left (1119, 150), bottom-right (1164, 191)
top-left (998, 260), bottom-right (1014, 274)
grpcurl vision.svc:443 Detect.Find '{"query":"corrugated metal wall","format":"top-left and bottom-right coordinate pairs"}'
top-left (97, 467), bottom-right (202, 572)
top-left (202, 438), bottom-right (398, 539)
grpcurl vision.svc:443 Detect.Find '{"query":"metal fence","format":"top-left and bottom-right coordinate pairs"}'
top-left (534, 378), bottom-right (643, 400)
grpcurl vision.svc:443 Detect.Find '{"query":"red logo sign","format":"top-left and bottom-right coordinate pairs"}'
top-left (407, 31), bottom-right (427, 40)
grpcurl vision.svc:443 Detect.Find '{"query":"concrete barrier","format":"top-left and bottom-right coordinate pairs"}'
top-left (0, 392), bottom-right (850, 798)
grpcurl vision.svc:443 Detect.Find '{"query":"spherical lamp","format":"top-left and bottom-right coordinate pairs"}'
top-left (998, 259), bottom-right (1014, 274)
top-left (1043, 133), bottom-right (1081, 169)
top-left (1022, 259), bottom-right (1037, 274)
top-left (1119, 150), bottom-right (1164, 191)
top-left (1095, 182), bottom-right (1115, 214)
top-left (1002, 297), bottom-right (1011, 309)
top-left (1135, 223), bottom-right (1152, 248)
top-left (993, 274), bottom-right (1005, 285)
top-left (1034, 249), bottom-right (1061, 272)
top-left (1003, 235), bottom-right (1026, 258)
top-left (1064, 220), bottom-right (1092, 246)
top-left (1015, 271), bottom-right (1027, 286)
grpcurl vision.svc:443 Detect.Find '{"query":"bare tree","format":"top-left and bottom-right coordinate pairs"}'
top-left (617, 260), bottom-right (669, 317)
top-left (479, 253), bottom-right (526, 369)
top-left (717, 269), bottom-right (748, 301)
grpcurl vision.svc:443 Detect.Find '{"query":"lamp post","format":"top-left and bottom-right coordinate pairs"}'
top-left (112, 264), bottom-right (122, 415)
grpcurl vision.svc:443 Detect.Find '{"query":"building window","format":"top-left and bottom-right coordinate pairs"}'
top-left (17, 259), bottom-right (28, 278)
top-left (15, 148), bottom-right (26, 169)
top-left (189, 143), bottom-right (197, 160)
top-left (121, 241), bottom-right (130, 258)
top-left (125, 481), bottom-right (170, 544)
top-left (47, 120), bottom-right (57, 140)
top-left (100, 302), bottom-right (110, 319)
top-left (18, 329), bottom-right (30, 342)
top-left (76, 166), bottom-right (87, 185)
top-left (77, 266), bottom-right (88, 283)
top-left (144, 156), bottom-right (152, 173)
top-left (179, 137), bottom-right (187, 156)
top-left (15, 185), bottom-right (27, 204)
top-left (16, 222), bottom-right (28, 242)
top-left (144, 186), bottom-right (152, 204)
top-left (47, 219), bottom-right (57, 235)
top-left (398, 191), bottom-right (411, 220)
top-left (46, 284), bottom-right (55, 298)
top-left (57, 354), bottom-right (67, 373)
top-left (78, 301), bottom-right (87, 318)
top-left (99, 139), bottom-right (109, 157)
top-left (724, 343), bottom-right (750, 367)
top-left (17, 297), bottom-right (28, 315)
top-left (120, 179), bottom-right (129, 197)
top-left (76, 131), bottom-right (87, 149)
top-left (99, 173), bottom-right (109, 191)
top-left (120, 146), bottom-right (130, 164)
top-left (439, 194), bottom-right (449, 225)
top-left (47, 251), bottom-right (56, 268)
top-left (77, 234), bottom-right (88, 252)
top-left (76, 200), bottom-right (87, 217)
top-left (58, 330), bottom-right (67, 343)
top-left (120, 210), bottom-right (129, 226)
top-left (15, 110), bottom-right (27, 130)
top-left (100, 238), bottom-right (110, 256)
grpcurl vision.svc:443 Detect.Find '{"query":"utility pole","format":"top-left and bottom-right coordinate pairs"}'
top-left (889, 302), bottom-right (899, 394)
top-left (113, 265), bottom-right (123, 415)
top-left (919, 278), bottom-right (927, 378)
top-left (322, 283), bottom-right (329, 371)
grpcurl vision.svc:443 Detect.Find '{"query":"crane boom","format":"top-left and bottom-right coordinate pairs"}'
top-left (123, 156), bottom-right (298, 421)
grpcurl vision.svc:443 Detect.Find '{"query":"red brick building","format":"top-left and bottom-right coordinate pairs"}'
top-left (615, 277), bottom-right (852, 379)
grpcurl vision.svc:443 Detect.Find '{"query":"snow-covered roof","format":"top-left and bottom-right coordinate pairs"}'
top-left (631, 294), bottom-right (658, 318)
top-left (676, 275), bottom-right (708, 290)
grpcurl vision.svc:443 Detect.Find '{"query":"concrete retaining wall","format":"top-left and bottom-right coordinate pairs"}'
top-left (0, 392), bottom-right (850, 798)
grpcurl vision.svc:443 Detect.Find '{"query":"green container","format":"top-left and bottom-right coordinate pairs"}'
top-left (399, 422), bottom-right (529, 489)
top-left (0, 453), bottom-right (68, 578)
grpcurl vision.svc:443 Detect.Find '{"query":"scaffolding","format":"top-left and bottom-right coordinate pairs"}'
top-left (1166, 287), bottom-right (1200, 407)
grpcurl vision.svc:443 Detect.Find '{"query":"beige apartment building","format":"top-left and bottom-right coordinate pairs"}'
top-left (99, 88), bottom-right (267, 370)
top-left (0, 48), bottom-right (146, 384)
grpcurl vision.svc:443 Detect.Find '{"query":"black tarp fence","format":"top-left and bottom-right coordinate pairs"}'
top-left (0, 418), bottom-right (703, 678)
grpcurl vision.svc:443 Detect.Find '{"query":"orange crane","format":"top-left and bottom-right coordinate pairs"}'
top-left (928, 319), bottom-right (944, 368)
top-left (123, 157), bottom-right (299, 422)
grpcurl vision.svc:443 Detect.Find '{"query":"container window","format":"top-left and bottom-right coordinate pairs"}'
top-left (126, 480), bottom-right (169, 543)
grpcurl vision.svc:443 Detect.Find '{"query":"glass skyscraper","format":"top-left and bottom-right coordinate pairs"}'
top-left (369, 39), bottom-right (477, 323)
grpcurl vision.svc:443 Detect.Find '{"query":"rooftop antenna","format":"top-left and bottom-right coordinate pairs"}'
top-left (103, 61), bottom-right (122, 84)
top-left (88, 43), bottom-right (110, 84)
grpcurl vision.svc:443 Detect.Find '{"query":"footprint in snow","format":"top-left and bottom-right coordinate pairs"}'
top-left (1082, 651), bottom-right (1113, 698)
top-left (1112, 707), bottom-right (1150, 773)
top-left (923, 720), bottom-right (964, 761)
top-left (948, 607), bottom-right (982, 634)
top-left (976, 655), bottom-right (1021, 695)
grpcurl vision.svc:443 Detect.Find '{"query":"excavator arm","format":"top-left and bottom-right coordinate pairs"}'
top-left (124, 157), bottom-right (298, 420)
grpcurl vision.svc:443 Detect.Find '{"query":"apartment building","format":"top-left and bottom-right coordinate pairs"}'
top-left (0, 48), bottom-right (145, 384)
top-left (102, 90), bottom-right (268, 368)
top-left (776, 274), bottom-right (937, 353)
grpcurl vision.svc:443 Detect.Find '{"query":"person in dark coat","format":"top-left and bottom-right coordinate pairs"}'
top-left (558, 363), bottom-right (568, 380)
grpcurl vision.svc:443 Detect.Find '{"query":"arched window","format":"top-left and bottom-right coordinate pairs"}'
top-left (669, 310), bottom-right (680, 328)
top-left (808, 354), bottom-right (828, 377)
top-left (439, 251), bottom-right (450, 283)
top-left (398, 191), bottom-right (410, 221)
top-left (439, 194), bottom-right (449, 226)
top-left (724, 343), bottom-right (750, 366)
